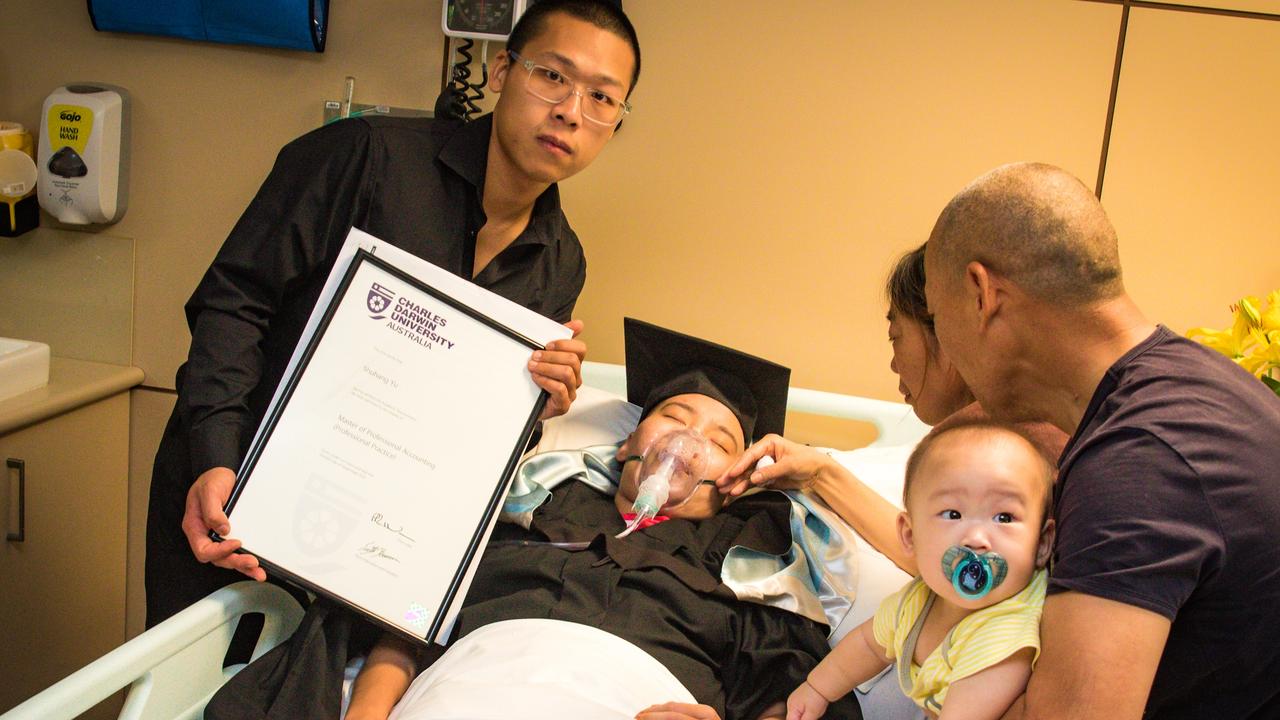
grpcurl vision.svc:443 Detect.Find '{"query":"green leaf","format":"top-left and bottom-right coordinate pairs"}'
top-left (1262, 374), bottom-right (1280, 397)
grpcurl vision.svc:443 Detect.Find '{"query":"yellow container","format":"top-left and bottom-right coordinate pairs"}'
top-left (0, 121), bottom-right (39, 237)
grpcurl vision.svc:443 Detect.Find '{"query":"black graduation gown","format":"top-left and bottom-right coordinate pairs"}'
top-left (206, 483), bottom-right (862, 720)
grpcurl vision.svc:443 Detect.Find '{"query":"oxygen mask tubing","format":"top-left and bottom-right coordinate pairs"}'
top-left (617, 428), bottom-right (711, 538)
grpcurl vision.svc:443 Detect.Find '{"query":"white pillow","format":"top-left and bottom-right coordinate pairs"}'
top-left (822, 443), bottom-right (915, 645)
top-left (534, 385), bottom-right (641, 452)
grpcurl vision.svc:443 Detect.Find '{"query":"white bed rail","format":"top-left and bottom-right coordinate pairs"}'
top-left (581, 361), bottom-right (929, 448)
top-left (2, 582), bottom-right (303, 720)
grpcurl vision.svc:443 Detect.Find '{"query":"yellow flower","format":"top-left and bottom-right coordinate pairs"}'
top-left (1187, 300), bottom-right (1255, 359)
top-left (1242, 329), bottom-right (1280, 377)
top-left (1260, 290), bottom-right (1280, 332)
top-left (1186, 327), bottom-right (1237, 358)
top-left (1239, 296), bottom-right (1263, 328)
top-left (1188, 290), bottom-right (1280, 398)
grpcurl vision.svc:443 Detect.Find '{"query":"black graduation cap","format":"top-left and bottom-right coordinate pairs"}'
top-left (624, 317), bottom-right (791, 443)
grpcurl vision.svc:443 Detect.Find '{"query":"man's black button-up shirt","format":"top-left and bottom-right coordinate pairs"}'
top-left (173, 112), bottom-right (586, 482)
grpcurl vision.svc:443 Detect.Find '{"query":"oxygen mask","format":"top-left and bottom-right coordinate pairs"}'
top-left (616, 428), bottom-right (711, 538)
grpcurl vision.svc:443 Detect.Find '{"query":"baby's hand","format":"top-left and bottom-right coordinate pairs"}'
top-left (785, 681), bottom-right (830, 720)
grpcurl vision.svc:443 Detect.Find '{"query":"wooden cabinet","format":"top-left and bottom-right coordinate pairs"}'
top-left (1, 392), bottom-right (130, 719)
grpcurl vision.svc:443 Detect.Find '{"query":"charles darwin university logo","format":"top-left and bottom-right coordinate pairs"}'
top-left (367, 283), bottom-right (395, 319)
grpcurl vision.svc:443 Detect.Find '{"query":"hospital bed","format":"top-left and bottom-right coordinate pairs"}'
top-left (1, 361), bottom-right (929, 720)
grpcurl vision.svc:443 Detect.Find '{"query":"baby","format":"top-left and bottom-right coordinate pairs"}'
top-left (788, 421), bottom-right (1055, 720)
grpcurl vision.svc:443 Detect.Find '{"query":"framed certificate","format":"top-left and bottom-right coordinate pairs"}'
top-left (223, 241), bottom-right (565, 644)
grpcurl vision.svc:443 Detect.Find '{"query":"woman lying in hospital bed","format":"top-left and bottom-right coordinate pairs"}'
top-left (207, 317), bottom-right (866, 720)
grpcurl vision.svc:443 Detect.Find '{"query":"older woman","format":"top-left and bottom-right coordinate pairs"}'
top-left (718, 243), bottom-right (1066, 575)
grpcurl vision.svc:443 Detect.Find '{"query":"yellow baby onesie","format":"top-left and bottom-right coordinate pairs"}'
top-left (872, 568), bottom-right (1047, 713)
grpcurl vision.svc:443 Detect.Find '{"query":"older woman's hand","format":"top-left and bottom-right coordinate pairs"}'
top-left (715, 434), bottom-right (833, 497)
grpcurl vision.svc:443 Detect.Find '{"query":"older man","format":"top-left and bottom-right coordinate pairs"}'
top-left (922, 162), bottom-right (1280, 719)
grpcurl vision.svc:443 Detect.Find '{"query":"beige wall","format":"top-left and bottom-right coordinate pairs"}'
top-left (2, 3), bottom-right (1279, 631)
top-left (568, 0), bottom-right (1119, 405)
top-left (1100, 7), bottom-right (1280, 330)
top-left (1, 0), bottom-right (449, 386)
top-left (4, 0), bottom-right (1276, 412)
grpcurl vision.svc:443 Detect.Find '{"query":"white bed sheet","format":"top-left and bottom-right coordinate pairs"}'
top-left (388, 619), bottom-right (694, 720)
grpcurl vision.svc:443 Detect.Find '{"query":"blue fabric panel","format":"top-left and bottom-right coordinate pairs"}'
top-left (88, 0), bottom-right (328, 52)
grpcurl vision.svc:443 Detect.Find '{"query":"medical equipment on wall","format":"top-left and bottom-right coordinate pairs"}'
top-left (439, 38), bottom-right (492, 121)
top-left (442, 0), bottom-right (531, 42)
top-left (0, 122), bottom-right (39, 236)
top-left (436, 0), bottom-right (626, 121)
top-left (87, 0), bottom-right (328, 52)
top-left (438, 1), bottom-right (564, 121)
top-left (37, 84), bottom-right (131, 225)
top-left (322, 76), bottom-right (433, 125)
top-left (617, 428), bottom-right (712, 538)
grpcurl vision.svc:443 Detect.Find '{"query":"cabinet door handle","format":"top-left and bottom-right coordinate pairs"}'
top-left (6, 458), bottom-right (24, 543)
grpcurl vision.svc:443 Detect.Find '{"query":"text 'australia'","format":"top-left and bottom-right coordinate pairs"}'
top-left (387, 298), bottom-right (455, 350)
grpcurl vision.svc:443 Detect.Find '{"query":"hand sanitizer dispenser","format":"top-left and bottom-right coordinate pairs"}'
top-left (38, 84), bottom-right (131, 225)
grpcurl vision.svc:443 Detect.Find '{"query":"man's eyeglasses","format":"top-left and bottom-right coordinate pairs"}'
top-left (507, 50), bottom-right (632, 127)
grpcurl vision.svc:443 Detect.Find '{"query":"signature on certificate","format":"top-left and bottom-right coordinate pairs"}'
top-left (355, 540), bottom-right (401, 577)
top-left (371, 512), bottom-right (417, 544)
top-left (357, 542), bottom-right (401, 563)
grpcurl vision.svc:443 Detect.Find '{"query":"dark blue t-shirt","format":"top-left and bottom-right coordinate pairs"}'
top-left (1051, 326), bottom-right (1280, 718)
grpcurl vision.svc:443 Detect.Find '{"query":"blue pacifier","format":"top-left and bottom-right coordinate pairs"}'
top-left (941, 546), bottom-right (1008, 601)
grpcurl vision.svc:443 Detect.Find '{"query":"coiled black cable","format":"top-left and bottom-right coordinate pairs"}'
top-left (442, 39), bottom-right (472, 120)
top-left (467, 45), bottom-right (490, 119)
top-left (441, 39), bottom-right (490, 122)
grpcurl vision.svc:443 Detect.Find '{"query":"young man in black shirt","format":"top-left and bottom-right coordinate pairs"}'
top-left (923, 162), bottom-right (1280, 719)
top-left (146, 0), bottom-right (641, 626)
